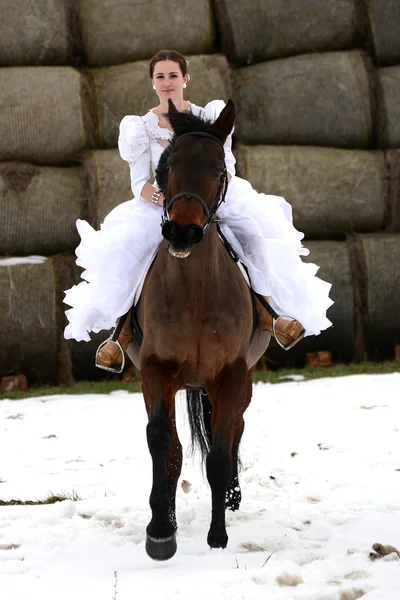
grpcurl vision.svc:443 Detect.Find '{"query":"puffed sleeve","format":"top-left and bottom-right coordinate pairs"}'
top-left (118, 115), bottom-right (151, 199)
top-left (203, 100), bottom-right (236, 177)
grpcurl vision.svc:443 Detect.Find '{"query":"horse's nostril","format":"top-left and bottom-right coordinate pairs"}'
top-left (187, 225), bottom-right (203, 244)
top-left (162, 221), bottom-right (177, 241)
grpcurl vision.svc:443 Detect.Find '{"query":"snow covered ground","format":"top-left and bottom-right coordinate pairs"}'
top-left (1, 373), bottom-right (400, 599)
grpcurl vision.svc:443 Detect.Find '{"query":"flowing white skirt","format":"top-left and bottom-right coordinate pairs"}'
top-left (64, 176), bottom-right (333, 342)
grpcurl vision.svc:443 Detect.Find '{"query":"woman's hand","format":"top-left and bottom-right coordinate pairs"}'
top-left (151, 190), bottom-right (164, 206)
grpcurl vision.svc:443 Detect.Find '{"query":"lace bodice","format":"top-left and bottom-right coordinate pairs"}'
top-left (118, 100), bottom-right (236, 200)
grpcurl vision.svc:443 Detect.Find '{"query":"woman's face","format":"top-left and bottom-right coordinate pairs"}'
top-left (152, 60), bottom-right (188, 103)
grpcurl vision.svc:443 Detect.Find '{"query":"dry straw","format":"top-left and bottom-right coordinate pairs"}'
top-left (0, 258), bottom-right (58, 383)
top-left (367, 0), bottom-right (400, 66)
top-left (235, 145), bottom-right (387, 239)
top-left (0, 0), bottom-right (70, 66)
top-left (0, 162), bottom-right (85, 255)
top-left (359, 233), bottom-right (400, 359)
top-left (214, 0), bottom-right (358, 65)
top-left (232, 50), bottom-right (374, 148)
top-left (83, 150), bottom-right (131, 229)
top-left (0, 67), bottom-right (95, 164)
top-left (377, 67), bottom-right (400, 148)
top-left (78, 0), bottom-right (215, 67)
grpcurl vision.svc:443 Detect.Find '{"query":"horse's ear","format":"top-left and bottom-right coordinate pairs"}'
top-left (168, 99), bottom-right (179, 114)
top-left (214, 99), bottom-right (236, 141)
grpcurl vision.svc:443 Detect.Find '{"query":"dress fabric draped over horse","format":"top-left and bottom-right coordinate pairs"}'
top-left (64, 100), bottom-right (333, 342)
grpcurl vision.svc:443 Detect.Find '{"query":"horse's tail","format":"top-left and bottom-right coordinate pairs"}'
top-left (186, 388), bottom-right (212, 466)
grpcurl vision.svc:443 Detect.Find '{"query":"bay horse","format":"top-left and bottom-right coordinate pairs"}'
top-left (126, 99), bottom-right (270, 560)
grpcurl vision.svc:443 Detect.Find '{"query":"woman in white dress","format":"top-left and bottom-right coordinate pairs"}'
top-left (64, 49), bottom-right (333, 372)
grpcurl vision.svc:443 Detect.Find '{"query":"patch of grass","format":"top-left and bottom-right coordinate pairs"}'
top-left (253, 361), bottom-right (400, 385)
top-left (0, 379), bottom-right (142, 400)
top-left (0, 490), bottom-right (83, 506)
top-left (1, 362), bottom-right (399, 401)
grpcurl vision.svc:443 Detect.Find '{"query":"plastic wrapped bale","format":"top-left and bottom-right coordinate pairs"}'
top-left (232, 50), bottom-right (374, 148)
top-left (0, 67), bottom-right (96, 164)
top-left (84, 150), bottom-right (131, 229)
top-left (93, 54), bottom-right (232, 147)
top-left (265, 241), bottom-right (354, 367)
top-left (359, 233), bottom-right (400, 360)
top-left (235, 145), bottom-right (387, 239)
top-left (0, 0), bottom-right (77, 66)
top-left (78, 0), bottom-right (215, 67)
top-left (0, 162), bottom-right (85, 255)
top-left (213, 0), bottom-right (359, 65)
top-left (377, 66), bottom-right (400, 148)
top-left (0, 254), bottom-right (75, 385)
top-left (366, 0), bottom-right (400, 66)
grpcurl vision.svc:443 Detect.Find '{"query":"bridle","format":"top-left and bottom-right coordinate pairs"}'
top-left (161, 132), bottom-right (229, 233)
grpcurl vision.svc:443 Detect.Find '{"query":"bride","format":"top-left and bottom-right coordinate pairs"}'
top-left (64, 49), bottom-right (333, 372)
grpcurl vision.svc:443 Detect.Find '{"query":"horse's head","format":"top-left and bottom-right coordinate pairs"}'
top-left (156, 99), bottom-right (236, 258)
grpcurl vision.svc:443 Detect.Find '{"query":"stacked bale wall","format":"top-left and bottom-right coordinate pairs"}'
top-left (0, 0), bottom-right (399, 384)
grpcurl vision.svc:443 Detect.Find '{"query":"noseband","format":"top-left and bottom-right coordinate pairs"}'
top-left (162, 131), bottom-right (229, 233)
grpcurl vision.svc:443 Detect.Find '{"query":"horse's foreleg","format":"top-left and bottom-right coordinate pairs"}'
top-left (225, 417), bottom-right (244, 512)
top-left (166, 405), bottom-right (182, 531)
top-left (206, 359), bottom-right (248, 549)
top-left (142, 362), bottom-right (182, 561)
top-left (226, 373), bottom-right (252, 511)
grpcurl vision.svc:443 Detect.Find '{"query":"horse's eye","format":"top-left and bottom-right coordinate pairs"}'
top-left (214, 169), bottom-right (224, 178)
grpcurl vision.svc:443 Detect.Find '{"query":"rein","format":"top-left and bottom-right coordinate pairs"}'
top-left (162, 131), bottom-right (229, 233)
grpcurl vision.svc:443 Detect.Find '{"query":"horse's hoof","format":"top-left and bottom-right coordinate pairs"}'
top-left (146, 533), bottom-right (177, 561)
top-left (207, 531), bottom-right (228, 549)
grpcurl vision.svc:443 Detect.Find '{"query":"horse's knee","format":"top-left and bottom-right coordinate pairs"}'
top-left (147, 404), bottom-right (172, 455)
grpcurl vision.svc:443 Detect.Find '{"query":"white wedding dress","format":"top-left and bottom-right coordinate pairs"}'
top-left (64, 100), bottom-right (333, 342)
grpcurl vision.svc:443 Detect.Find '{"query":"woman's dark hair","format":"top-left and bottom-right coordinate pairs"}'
top-left (149, 50), bottom-right (188, 78)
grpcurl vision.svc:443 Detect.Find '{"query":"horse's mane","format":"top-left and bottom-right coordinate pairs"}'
top-left (155, 109), bottom-right (226, 193)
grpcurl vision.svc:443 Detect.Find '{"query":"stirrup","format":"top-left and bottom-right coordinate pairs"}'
top-left (95, 338), bottom-right (126, 374)
top-left (272, 316), bottom-right (305, 351)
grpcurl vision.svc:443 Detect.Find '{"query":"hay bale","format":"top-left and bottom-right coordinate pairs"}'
top-left (0, 162), bottom-right (86, 255)
top-left (84, 150), bottom-right (131, 229)
top-left (235, 145), bottom-right (387, 239)
top-left (78, 0), bottom-right (215, 67)
top-left (360, 233), bottom-right (400, 359)
top-left (266, 241), bottom-right (354, 366)
top-left (367, 0), bottom-right (400, 66)
top-left (0, 253), bottom-right (78, 385)
top-left (214, 0), bottom-right (358, 65)
top-left (93, 54), bottom-right (231, 147)
top-left (385, 149), bottom-right (400, 232)
top-left (377, 66), bottom-right (400, 148)
top-left (232, 51), bottom-right (373, 148)
top-left (71, 330), bottom-right (111, 381)
top-left (0, 67), bottom-right (95, 164)
top-left (0, 0), bottom-right (72, 66)
top-left (0, 257), bottom-right (58, 383)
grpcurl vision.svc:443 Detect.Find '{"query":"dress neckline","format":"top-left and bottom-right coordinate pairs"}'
top-left (146, 102), bottom-right (202, 142)
top-left (149, 101), bottom-right (200, 129)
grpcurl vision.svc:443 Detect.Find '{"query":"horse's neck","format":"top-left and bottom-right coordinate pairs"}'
top-left (165, 225), bottom-right (225, 290)
top-left (187, 225), bottom-right (222, 278)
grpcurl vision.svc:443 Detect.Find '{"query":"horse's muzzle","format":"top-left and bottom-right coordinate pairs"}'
top-left (162, 221), bottom-right (203, 258)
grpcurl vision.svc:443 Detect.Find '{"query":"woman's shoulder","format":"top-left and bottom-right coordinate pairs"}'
top-left (190, 99), bottom-right (226, 121)
top-left (118, 114), bottom-right (151, 162)
top-left (119, 113), bottom-right (147, 131)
